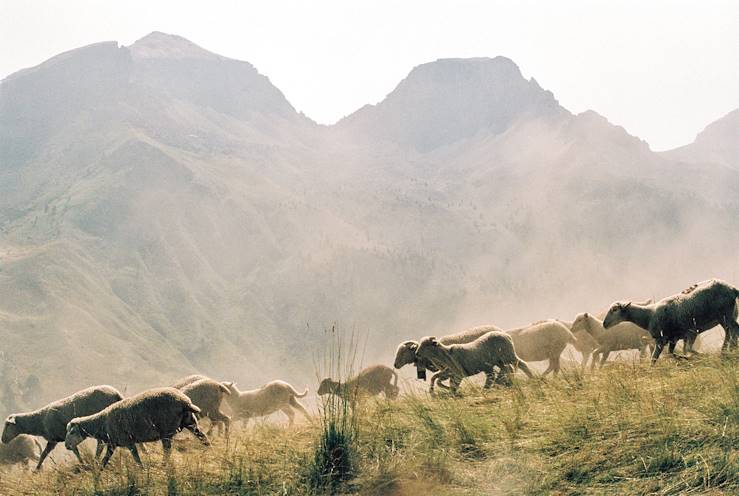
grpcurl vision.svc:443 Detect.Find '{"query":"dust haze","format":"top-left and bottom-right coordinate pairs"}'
top-left (1, 33), bottom-right (738, 416)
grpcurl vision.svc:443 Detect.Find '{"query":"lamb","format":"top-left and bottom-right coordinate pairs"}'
top-left (318, 365), bottom-right (399, 405)
top-left (2, 385), bottom-right (123, 470)
top-left (571, 312), bottom-right (655, 370)
top-left (64, 387), bottom-right (209, 468)
top-left (0, 434), bottom-right (41, 468)
top-left (603, 279), bottom-right (739, 363)
top-left (504, 320), bottom-right (578, 376)
top-left (415, 331), bottom-right (534, 393)
top-left (223, 380), bottom-right (309, 426)
top-left (394, 325), bottom-right (501, 381)
top-left (178, 379), bottom-right (231, 436)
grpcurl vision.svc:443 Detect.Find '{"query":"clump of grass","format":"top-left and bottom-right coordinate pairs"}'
top-left (306, 325), bottom-right (360, 492)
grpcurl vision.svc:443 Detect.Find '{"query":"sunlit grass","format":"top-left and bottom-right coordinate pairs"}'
top-left (0, 354), bottom-right (735, 495)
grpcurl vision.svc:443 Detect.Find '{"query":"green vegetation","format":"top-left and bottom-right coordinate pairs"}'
top-left (0, 355), bottom-right (736, 495)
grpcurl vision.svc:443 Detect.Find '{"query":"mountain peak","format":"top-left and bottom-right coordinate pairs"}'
top-left (338, 56), bottom-right (564, 151)
top-left (129, 31), bottom-right (219, 60)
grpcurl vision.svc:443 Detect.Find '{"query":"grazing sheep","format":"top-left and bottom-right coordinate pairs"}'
top-left (415, 331), bottom-right (534, 393)
top-left (2, 385), bottom-right (123, 470)
top-left (571, 312), bottom-right (655, 370)
top-left (64, 387), bottom-right (209, 468)
top-left (505, 320), bottom-right (578, 376)
top-left (0, 434), bottom-right (41, 468)
top-left (223, 381), bottom-right (309, 426)
top-left (318, 365), bottom-right (399, 405)
top-left (394, 325), bottom-right (501, 381)
top-left (603, 279), bottom-right (739, 363)
top-left (171, 374), bottom-right (210, 389)
top-left (179, 379), bottom-right (231, 436)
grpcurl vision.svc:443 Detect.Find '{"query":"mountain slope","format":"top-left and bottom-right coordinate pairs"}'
top-left (1, 34), bottom-right (739, 406)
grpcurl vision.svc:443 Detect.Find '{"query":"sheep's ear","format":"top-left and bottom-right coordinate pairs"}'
top-left (624, 302), bottom-right (632, 309)
top-left (584, 312), bottom-right (589, 318)
top-left (5, 416), bottom-right (15, 425)
top-left (408, 342), bottom-right (418, 352)
top-left (430, 337), bottom-right (439, 346)
top-left (223, 381), bottom-right (233, 388)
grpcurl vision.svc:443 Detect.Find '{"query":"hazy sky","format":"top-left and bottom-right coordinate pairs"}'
top-left (1, 0), bottom-right (737, 150)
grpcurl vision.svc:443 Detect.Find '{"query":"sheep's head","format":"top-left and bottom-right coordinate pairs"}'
top-left (393, 341), bottom-right (419, 369)
top-left (1, 415), bottom-right (20, 443)
top-left (603, 302), bottom-right (631, 329)
top-left (571, 313), bottom-right (593, 334)
top-left (64, 420), bottom-right (86, 450)
top-left (317, 378), bottom-right (335, 396)
top-left (416, 336), bottom-right (448, 364)
top-left (222, 382), bottom-right (238, 396)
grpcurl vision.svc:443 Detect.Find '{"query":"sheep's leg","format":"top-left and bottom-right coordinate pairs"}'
top-left (668, 340), bottom-right (688, 359)
top-left (161, 438), bottom-right (172, 462)
top-left (101, 444), bottom-right (115, 468)
top-left (721, 319), bottom-right (739, 351)
top-left (651, 339), bottom-right (666, 364)
top-left (450, 376), bottom-right (462, 394)
top-left (580, 351), bottom-right (592, 372)
top-left (70, 445), bottom-right (85, 465)
top-left (289, 396), bottom-right (311, 419)
top-left (35, 441), bottom-right (57, 470)
top-left (128, 445), bottom-right (143, 467)
top-left (429, 370), bottom-right (449, 394)
top-left (210, 412), bottom-right (231, 437)
top-left (497, 366), bottom-right (513, 387)
top-left (281, 407), bottom-right (296, 426)
top-left (94, 440), bottom-right (105, 459)
top-left (590, 349), bottom-right (601, 371)
top-left (542, 360), bottom-right (554, 376)
top-left (483, 371), bottom-right (496, 389)
top-left (599, 350), bottom-right (611, 368)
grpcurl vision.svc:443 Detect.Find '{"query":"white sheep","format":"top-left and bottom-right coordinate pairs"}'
top-left (394, 325), bottom-right (501, 383)
top-left (178, 378), bottom-right (231, 436)
top-left (2, 385), bottom-right (123, 470)
top-left (0, 434), bottom-right (41, 468)
top-left (571, 312), bottom-right (655, 369)
top-left (318, 364), bottom-right (399, 405)
top-left (222, 380), bottom-right (310, 426)
top-left (64, 387), bottom-right (209, 468)
top-left (416, 331), bottom-right (534, 393)
top-left (504, 320), bottom-right (578, 376)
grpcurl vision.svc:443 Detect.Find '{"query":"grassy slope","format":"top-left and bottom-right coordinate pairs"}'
top-left (1, 355), bottom-right (736, 495)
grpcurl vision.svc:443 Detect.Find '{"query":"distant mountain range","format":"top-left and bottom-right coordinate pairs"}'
top-left (1, 32), bottom-right (738, 405)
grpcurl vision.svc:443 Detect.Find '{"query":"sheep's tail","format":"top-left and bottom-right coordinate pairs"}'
top-left (516, 358), bottom-right (535, 378)
top-left (290, 385), bottom-right (309, 398)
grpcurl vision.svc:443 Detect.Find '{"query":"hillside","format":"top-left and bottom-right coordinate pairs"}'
top-left (0, 356), bottom-right (735, 495)
top-left (2, 32), bottom-right (739, 404)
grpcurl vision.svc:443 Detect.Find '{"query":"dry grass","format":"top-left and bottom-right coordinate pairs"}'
top-left (0, 354), bottom-right (736, 495)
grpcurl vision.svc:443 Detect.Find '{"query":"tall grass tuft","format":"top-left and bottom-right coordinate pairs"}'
top-left (306, 325), bottom-right (361, 492)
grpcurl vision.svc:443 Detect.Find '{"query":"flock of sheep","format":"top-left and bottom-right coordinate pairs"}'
top-left (1, 278), bottom-right (737, 471)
